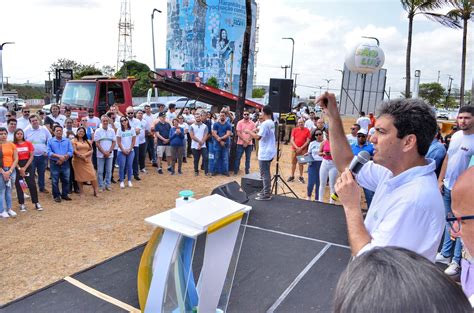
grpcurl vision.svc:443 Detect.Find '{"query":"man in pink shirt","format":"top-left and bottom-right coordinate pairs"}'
top-left (234, 110), bottom-right (256, 175)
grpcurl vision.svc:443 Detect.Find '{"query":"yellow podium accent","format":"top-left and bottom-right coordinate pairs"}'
top-left (137, 228), bottom-right (164, 311)
top-left (208, 212), bottom-right (244, 234)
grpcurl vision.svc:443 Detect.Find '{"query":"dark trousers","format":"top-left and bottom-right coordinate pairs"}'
top-left (186, 133), bottom-right (192, 156)
top-left (139, 142), bottom-right (147, 170)
top-left (234, 144), bottom-right (253, 174)
top-left (50, 161), bottom-right (70, 198)
top-left (68, 158), bottom-right (79, 193)
top-left (32, 155), bottom-right (47, 191)
top-left (146, 136), bottom-right (156, 163)
top-left (111, 150), bottom-right (118, 180)
top-left (192, 148), bottom-right (208, 174)
top-left (15, 159), bottom-right (39, 204)
top-left (92, 142), bottom-right (98, 170)
top-left (132, 146), bottom-right (139, 177)
top-left (170, 146), bottom-right (184, 173)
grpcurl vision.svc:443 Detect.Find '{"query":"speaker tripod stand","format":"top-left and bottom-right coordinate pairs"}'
top-left (271, 123), bottom-right (298, 198)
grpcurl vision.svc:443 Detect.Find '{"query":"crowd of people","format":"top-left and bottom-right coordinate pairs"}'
top-left (0, 102), bottom-right (271, 216)
top-left (2, 97), bottom-right (474, 307)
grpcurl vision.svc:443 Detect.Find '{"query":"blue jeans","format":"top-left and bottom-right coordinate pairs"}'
top-left (234, 144), bottom-right (253, 174)
top-left (307, 161), bottom-right (322, 199)
top-left (207, 141), bottom-right (215, 174)
top-left (118, 150), bottom-right (135, 182)
top-left (97, 157), bottom-right (113, 188)
top-left (132, 146), bottom-right (139, 177)
top-left (0, 168), bottom-right (15, 213)
top-left (213, 143), bottom-right (229, 174)
top-left (32, 155), bottom-right (47, 191)
top-left (50, 161), bottom-right (70, 198)
top-left (440, 186), bottom-right (462, 264)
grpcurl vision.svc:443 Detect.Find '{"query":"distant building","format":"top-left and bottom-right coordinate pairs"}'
top-left (166, 0), bottom-right (258, 95)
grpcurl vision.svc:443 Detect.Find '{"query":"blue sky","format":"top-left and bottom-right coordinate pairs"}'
top-left (0, 0), bottom-right (471, 98)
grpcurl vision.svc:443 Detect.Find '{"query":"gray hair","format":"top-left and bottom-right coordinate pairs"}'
top-left (334, 247), bottom-right (471, 313)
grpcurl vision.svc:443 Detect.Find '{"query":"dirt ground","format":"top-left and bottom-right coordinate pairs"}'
top-left (0, 117), bottom-right (357, 305)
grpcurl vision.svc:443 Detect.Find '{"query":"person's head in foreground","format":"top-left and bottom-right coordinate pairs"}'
top-left (371, 98), bottom-right (437, 174)
top-left (451, 167), bottom-right (474, 256)
top-left (333, 247), bottom-right (471, 313)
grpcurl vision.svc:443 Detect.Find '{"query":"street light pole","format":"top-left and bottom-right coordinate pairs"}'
top-left (282, 37), bottom-right (294, 80)
top-left (0, 42), bottom-right (15, 96)
top-left (323, 78), bottom-right (333, 91)
top-left (151, 8), bottom-right (162, 72)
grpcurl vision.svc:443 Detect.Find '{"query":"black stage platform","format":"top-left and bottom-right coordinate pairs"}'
top-left (1, 195), bottom-right (351, 313)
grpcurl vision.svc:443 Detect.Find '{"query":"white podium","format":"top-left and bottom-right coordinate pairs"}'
top-left (138, 194), bottom-right (251, 313)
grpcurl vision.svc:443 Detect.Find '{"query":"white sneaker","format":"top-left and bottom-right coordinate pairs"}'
top-left (20, 204), bottom-right (27, 212)
top-left (435, 252), bottom-right (451, 265)
top-left (35, 203), bottom-right (43, 211)
top-left (120, 182), bottom-right (125, 189)
top-left (128, 181), bottom-right (133, 188)
top-left (444, 261), bottom-right (460, 276)
top-left (7, 209), bottom-right (17, 217)
top-left (0, 211), bottom-right (9, 218)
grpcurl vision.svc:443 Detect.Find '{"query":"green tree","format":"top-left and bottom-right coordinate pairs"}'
top-left (441, 0), bottom-right (473, 106)
top-left (252, 87), bottom-right (266, 98)
top-left (400, 1), bottom-right (452, 98)
top-left (418, 82), bottom-right (445, 105)
top-left (116, 60), bottom-right (151, 97)
top-left (101, 65), bottom-right (116, 77)
top-left (10, 84), bottom-right (45, 99)
top-left (75, 65), bottom-right (102, 79)
top-left (50, 58), bottom-right (83, 75)
top-left (206, 76), bottom-right (219, 88)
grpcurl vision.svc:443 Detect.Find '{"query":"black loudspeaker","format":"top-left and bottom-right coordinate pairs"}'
top-left (241, 172), bottom-right (263, 195)
top-left (268, 78), bottom-right (293, 113)
top-left (211, 181), bottom-right (249, 204)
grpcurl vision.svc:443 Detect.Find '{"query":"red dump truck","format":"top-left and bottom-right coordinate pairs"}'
top-left (60, 76), bottom-right (138, 118)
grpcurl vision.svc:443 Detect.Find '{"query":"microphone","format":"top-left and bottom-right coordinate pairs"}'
top-left (330, 150), bottom-right (371, 201)
top-left (348, 150), bottom-right (371, 175)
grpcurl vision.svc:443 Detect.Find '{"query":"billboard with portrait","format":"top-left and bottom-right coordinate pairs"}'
top-left (166, 0), bottom-right (257, 95)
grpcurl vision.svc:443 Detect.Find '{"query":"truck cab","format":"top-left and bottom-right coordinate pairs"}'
top-left (60, 76), bottom-right (137, 119)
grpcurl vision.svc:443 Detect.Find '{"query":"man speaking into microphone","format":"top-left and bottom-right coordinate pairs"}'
top-left (317, 93), bottom-right (444, 261)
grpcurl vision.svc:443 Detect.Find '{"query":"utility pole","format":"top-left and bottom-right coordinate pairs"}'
top-left (323, 78), bottom-right (333, 91)
top-left (437, 71), bottom-right (440, 84)
top-left (293, 73), bottom-right (299, 97)
top-left (0, 42), bottom-right (15, 96)
top-left (281, 65), bottom-right (290, 79)
top-left (445, 75), bottom-right (454, 109)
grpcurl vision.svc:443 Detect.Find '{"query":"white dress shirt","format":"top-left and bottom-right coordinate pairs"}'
top-left (356, 159), bottom-right (444, 261)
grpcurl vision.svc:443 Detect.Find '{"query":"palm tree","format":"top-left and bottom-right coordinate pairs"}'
top-left (443, 0), bottom-right (473, 106)
top-left (400, 1), bottom-right (450, 98)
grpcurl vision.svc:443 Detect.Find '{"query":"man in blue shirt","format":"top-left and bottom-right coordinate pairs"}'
top-left (426, 135), bottom-right (446, 177)
top-left (212, 112), bottom-right (232, 176)
top-left (47, 125), bottom-right (73, 202)
top-left (350, 129), bottom-right (375, 208)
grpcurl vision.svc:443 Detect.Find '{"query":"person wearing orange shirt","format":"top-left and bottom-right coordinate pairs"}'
top-left (288, 118), bottom-right (311, 184)
top-left (0, 127), bottom-right (19, 218)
